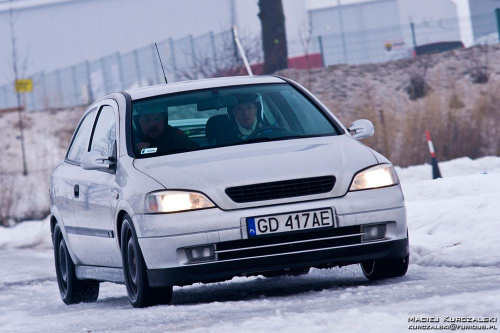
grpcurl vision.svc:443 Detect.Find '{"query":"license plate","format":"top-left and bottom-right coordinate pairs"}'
top-left (246, 208), bottom-right (334, 237)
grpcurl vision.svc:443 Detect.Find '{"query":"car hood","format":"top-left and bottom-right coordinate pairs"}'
top-left (133, 135), bottom-right (378, 210)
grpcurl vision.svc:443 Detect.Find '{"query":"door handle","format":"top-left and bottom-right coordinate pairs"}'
top-left (74, 184), bottom-right (79, 198)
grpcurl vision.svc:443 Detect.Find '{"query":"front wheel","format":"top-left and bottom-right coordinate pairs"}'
top-left (53, 224), bottom-right (99, 304)
top-left (121, 215), bottom-right (173, 308)
top-left (361, 254), bottom-right (409, 281)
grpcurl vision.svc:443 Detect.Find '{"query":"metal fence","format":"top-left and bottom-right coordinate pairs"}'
top-left (1, 29), bottom-right (242, 112)
top-left (317, 13), bottom-right (500, 66)
top-left (1, 12), bottom-right (499, 112)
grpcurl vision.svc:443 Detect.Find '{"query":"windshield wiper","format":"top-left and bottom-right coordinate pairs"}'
top-left (226, 135), bottom-right (318, 146)
top-left (248, 135), bottom-right (320, 143)
top-left (166, 146), bottom-right (201, 154)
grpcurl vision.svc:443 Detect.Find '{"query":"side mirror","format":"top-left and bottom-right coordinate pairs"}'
top-left (349, 119), bottom-right (374, 140)
top-left (80, 151), bottom-right (115, 172)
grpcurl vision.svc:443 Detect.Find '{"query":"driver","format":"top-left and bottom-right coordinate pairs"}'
top-left (220, 93), bottom-right (264, 143)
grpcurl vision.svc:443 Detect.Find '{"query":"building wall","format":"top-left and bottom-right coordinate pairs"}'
top-left (467, 0), bottom-right (500, 41)
top-left (310, 0), bottom-right (405, 65)
top-left (398, 0), bottom-right (460, 46)
top-left (309, 0), bottom-right (461, 66)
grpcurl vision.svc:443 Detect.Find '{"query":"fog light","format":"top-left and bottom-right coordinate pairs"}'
top-left (185, 245), bottom-right (215, 263)
top-left (361, 224), bottom-right (387, 242)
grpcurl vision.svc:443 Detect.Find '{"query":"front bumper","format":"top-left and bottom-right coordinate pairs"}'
top-left (148, 238), bottom-right (409, 287)
top-left (135, 185), bottom-right (407, 286)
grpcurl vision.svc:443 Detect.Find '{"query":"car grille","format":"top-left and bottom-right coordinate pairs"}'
top-left (215, 226), bottom-right (362, 261)
top-left (225, 176), bottom-right (336, 203)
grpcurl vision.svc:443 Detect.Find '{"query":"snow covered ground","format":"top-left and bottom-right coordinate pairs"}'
top-left (0, 107), bottom-right (84, 224)
top-left (0, 157), bottom-right (499, 332)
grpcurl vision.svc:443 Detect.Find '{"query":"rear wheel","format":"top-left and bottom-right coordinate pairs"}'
top-left (53, 224), bottom-right (99, 304)
top-left (361, 254), bottom-right (409, 281)
top-left (121, 215), bottom-right (173, 308)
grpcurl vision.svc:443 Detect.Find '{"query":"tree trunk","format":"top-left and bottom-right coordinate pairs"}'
top-left (258, 0), bottom-right (288, 74)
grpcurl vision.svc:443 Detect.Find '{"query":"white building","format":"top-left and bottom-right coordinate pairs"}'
top-left (467, 0), bottom-right (500, 43)
top-left (308, 0), bottom-right (462, 65)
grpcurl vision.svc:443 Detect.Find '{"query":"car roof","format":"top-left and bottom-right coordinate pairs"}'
top-left (124, 75), bottom-right (286, 100)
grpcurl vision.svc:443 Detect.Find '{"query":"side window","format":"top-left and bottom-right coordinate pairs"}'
top-left (90, 105), bottom-right (116, 157)
top-left (66, 109), bottom-right (97, 162)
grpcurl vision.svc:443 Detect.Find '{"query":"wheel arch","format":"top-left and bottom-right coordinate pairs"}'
top-left (116, 210), bottom-right (130, 249)
top-left (50, 215), bottom-right (58, 235)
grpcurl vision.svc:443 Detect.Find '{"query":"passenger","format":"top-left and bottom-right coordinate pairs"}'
top-left (134, 112), bottom-right (198, 154)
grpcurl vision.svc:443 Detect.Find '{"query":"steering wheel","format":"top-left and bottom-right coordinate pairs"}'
top-left (247, 125), bottom-right (293, 140)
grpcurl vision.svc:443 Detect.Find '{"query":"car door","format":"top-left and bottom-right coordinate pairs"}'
top-left (70, 101), bottom-right (122, 268)
top-left (54, 108), bottom-right (98, 256)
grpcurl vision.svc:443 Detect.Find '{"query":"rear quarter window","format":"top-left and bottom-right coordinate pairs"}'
top-left (66, 109), bottom-right (97, 162)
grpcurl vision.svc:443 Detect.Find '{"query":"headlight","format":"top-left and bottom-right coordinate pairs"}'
top-left (145, 191), bottom-right (215, 213)
top-left (349, 164), bottom-right (399, 191)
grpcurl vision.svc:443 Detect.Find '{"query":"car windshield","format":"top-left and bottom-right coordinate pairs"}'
top-left (131, 83), bottom-right (340, 158)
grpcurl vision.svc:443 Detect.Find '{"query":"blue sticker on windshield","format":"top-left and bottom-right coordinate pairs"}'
top-left (141, 148), bottom-right (158, 154)
top-left (247, 218), bottom-right (256, 236)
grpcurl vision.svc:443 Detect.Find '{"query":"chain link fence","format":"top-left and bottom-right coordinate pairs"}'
top-left (1, 29), bottom-right (245, 112)
top-left (317, 13), bottom-right (500, 66)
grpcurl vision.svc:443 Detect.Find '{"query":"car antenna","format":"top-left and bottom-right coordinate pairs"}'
top-left (232, 25), bottom-right (253, 76)
top-left (154, 42), bottom-right (168, 84)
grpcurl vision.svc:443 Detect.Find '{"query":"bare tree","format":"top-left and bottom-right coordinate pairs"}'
top-left (298, 11), bottom-right (315, 89)
top-left (258, 0), bottom-right (288, 74)
top-left (6, 0), bottom-right (30, 176)
top-left (174, 32), bottom-right (263, 81)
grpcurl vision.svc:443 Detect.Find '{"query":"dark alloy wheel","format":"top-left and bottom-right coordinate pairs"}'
top-left (53, 224), bottom-right (99, 304)
top-left (121, 215), bottom-right (173, 308)
top-left (361, 254), bottom-right (409, 281)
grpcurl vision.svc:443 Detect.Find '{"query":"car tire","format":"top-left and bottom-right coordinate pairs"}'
top-left (361, 253), bottom-right (409, 281)
top-left (53, 224), bottom-right (99, 304)
top-left (121, 215), bottom-right (173, 308)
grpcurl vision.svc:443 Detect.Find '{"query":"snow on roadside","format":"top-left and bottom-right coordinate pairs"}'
top-left (0, 216), bottom-right (52, 249)
top-left (395, 156), bottom-right (500, 183)
top-left (397, 156), bottom-right (500, 268)
top-left (1, 156), bottom-right (499, 270)
top-left (404, 173), bottom-right (500, 268)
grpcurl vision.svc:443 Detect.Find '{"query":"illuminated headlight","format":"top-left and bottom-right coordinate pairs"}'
top-left (350, 164), bottom-right (399, 191)
top-left (145, 191), bottom-right (215, 213)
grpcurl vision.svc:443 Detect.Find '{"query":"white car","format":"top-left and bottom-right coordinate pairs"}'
top-left (50, 75), bottom-right (409, 308)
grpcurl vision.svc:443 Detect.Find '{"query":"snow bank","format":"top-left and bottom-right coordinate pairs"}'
top-left (395, 156), bottom-right (500, 183)
top-left (0, 216), bottom-right (52, 249)
top-left (393, 156), bottom-right (500, 268)
top-left (403, 173), bottom-right (500, 268)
